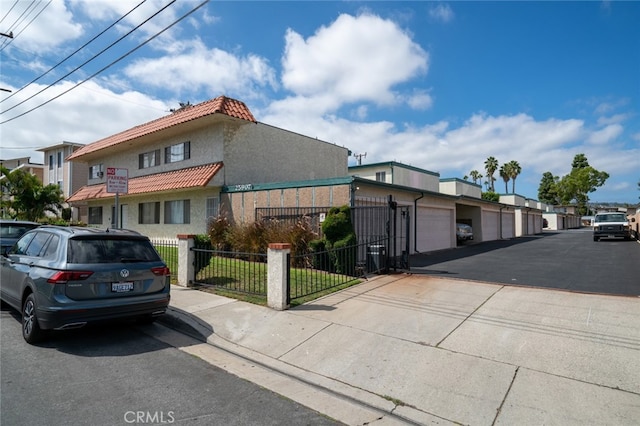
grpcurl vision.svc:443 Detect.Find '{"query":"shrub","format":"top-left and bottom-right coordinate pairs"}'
top-left (193, 234), bottom-right (213, 275)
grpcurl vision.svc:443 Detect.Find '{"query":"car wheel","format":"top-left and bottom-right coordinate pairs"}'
top-left (22, 293), bottom-right (44, 344)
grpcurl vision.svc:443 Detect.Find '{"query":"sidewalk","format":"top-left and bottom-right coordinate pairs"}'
top-left (161, 274), bottom-right (640, 425)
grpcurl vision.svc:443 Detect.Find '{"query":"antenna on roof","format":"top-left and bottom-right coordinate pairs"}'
top-left (169, 101), bottom-right (191, 113)
top-left (353, 152), bottom-right (367, 165)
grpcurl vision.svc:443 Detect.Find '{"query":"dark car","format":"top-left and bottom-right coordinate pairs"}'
top-left (0, 226), bottom-right (170, 343)
top-left (0, 220), bottom-right (40, 252)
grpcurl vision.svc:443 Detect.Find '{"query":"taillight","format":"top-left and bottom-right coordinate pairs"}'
top-left (151, 266), bottom-right (170, 276)
top-left (47, 271), bottom-right (93, 284)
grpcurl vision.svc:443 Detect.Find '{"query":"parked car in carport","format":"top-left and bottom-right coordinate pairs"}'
top-left (456, 223), bottom-right (474, 243)
top-left (0, 226), bottom-right (171, 344)
top-left (0, 220), bottom-right (40, 252)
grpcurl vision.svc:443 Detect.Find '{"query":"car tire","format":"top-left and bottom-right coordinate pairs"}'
top-left (22, 293), bottom-right (44, 344)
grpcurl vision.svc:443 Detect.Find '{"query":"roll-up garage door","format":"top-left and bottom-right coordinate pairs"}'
top-left (483, 210), bottom-right (500, 241)
top-left (502, 211), bottom-right (515, 239)
top-left (416, 207), bottom-right (453, 252)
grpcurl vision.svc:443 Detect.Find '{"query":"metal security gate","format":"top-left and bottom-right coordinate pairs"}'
top-left (352, 195), bottom-right (410, 272)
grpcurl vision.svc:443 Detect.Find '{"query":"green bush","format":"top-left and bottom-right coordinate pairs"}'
top-left (193, 234), bottom-right (213, 274)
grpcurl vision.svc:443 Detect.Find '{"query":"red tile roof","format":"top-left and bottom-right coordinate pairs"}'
top-left (67, 162), bottom-right (223, 203)
top-left (67, 96), bottom-right (256, 160)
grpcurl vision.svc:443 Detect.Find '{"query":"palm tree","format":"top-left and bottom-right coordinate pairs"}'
top-left (484, 157), bottom-right (499, 192)
top-left (499, 164), bottom-right (511, 193)
top-left (469, 170), bottom-right (483, 185)
top-left (507, 160), bottom-right (522, 194)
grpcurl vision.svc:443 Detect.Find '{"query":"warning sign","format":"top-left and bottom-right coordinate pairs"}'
top-left (106, 168), bottom-right (128, 194)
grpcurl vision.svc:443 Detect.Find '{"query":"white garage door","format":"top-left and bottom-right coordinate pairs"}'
top-left (416, 207), bottom-right (453, 252)
top-left (483, 210), bottom-right (500, 241)
top-left (502, 212), bottom-right (515, 239)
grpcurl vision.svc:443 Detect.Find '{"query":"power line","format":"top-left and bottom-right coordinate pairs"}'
top-left (1, 0), bottom-right (147, 103)
top-left (0, 0), bottom-right (39, 50)
top-left (0, 0), bottom-right (51, 51)
top-left (1, 0), bottom-right (177, 115)
top-left (0, 0), bottom-right (20, 26)
top-left (0, 0), bottom-right (210, 125)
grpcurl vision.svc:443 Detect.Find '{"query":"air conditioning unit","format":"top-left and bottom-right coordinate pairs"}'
top-left (97, 171), bottom-right (104, 178)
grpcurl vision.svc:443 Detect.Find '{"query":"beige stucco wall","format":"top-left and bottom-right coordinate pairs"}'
top-left (440, 180), bottom-right (482, 198)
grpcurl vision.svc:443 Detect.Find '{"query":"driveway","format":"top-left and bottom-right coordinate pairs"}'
top-left (409, 229), bottom-right (640, 296)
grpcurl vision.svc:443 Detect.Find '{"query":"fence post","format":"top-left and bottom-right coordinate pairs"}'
top-left (177, 234), bottom-right (195, 288)
top-left (267, 243), bottom-right (291, 311)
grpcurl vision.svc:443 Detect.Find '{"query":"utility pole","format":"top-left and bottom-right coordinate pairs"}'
top-left (1, 31), bottom-right (14, 93)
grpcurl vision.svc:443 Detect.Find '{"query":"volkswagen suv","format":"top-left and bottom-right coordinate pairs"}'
top-left (0, 226), bottom-right (170, 343)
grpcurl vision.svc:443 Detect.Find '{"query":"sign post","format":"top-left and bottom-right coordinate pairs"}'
top-left (106, 168), bottom-right (128, 228)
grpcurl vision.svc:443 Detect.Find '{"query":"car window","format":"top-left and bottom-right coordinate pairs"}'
top-left (67, 238), bottom-right (160, 263)
top-left (25, 232), bottom-right (53, 257)
top-left (0, 223), bottom-right (38, 238)
top-left (42, 234), bottom-right (60, 259)
top-left (11, 233), bottom-right (36, 255)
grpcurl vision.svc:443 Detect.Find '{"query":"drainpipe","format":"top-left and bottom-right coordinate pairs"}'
top-left (499, 205), bottom-right (504, 239)
top-left (413, 192), bottom-right (424, 253)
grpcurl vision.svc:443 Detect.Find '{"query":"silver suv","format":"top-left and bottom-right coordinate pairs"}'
top-left (1, 226), bottom-right (170, 343)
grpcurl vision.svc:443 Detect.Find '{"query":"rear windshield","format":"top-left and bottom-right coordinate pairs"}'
top-left (68, 238), bottom-right (161, 263)
top-left (595, 214), bottom-right (627, 223)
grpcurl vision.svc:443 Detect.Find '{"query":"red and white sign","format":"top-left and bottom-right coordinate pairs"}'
top-left (106, 167), bottom-right (128, 194)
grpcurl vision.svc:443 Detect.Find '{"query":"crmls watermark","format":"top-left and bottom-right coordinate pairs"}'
top-left (124, 411), bottom-right (175, 424)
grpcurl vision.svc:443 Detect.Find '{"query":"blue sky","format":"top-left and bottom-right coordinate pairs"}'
top-left (1, 0), bottom-right (638, 203)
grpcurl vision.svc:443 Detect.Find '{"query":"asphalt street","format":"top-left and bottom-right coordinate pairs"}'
top-left (410, 229), bottom-right (640, 296)
top-left (0, 306), bottom-right (340, 426)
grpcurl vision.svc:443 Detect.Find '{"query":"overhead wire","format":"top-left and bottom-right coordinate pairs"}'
top-left (1, 0), bottom-right (147, 103)
top-left (1, 0), bottom-right (177, 115)
top-left (0, 0), bottom-right (20, 26)
top-left (0, 0), bottom-right (38, 49)
top-left (0, 0), bottom-right (52, 51)
top-left (0, 0), bottom-right (210, 125)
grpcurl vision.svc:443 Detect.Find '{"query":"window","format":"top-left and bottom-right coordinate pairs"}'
top-left (89, 164), bottom-right (104, 179)
top-left (57, 152), bottom-right (62, 168)
top-left (206, 197), bottom-right (219, 220)
top-left (139, 149), bottom-right (161, 169)
top-left (138, 202), bottom-right (160, 224)
top-left (376, 171), bottom-right (386, 182)
top-left (164, 200), bottom-right (190, 224)
top-left (165, 141), bottom-right (190, 163)
top-left (25, 232), bottom-right (53, 257)
top-left (48, 155), bottom-right (53, 170)
top-left (88, 207), bottom-right (103, 225)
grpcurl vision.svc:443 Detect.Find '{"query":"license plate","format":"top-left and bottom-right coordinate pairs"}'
top-left (112, 282), bottom-right (134, 293)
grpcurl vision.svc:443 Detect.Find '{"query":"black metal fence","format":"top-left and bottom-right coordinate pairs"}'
top-left (151, 238), bottom-right (179, 284)
top-left (288, 237), bottom-right (386, 301)
top-left (192, 248), bottom-right (268, 296)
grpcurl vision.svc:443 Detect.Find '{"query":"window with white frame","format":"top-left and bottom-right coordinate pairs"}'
top-left (57, 152), bottom-right (62, 168)
top-left (88, 207), bottom-right (103, 224)
top-left (375, 171), bottom-right (386, 182)
top-left (164, 200), bottom-right (190, 224)
top-left (139, 149), bottom-right (160, 169)
top-left (206, 197), bottom-right (219, 220)
top-left (48, 155), bottom-right (54, 170)
top-left (165, 141), bottom-right (190, 164)
top-left (89, 164), bottom-right (104, 179)
top-left (138, 202), bottom-right (160, 224)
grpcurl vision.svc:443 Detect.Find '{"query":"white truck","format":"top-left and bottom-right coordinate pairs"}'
top-left (592, 212), bottom-right (634, 241)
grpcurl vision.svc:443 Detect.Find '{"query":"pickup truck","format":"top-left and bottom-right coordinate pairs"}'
top-left (592, 212), bottom-right (634, 241)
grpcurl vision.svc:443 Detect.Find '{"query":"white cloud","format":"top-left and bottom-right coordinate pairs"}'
top-left (597, 113), bottom-right (631, 126)
top-left (587, 124), bottom-right (623, 145)
top-left (281, 13), bottom-right (428, 107)
top-left (429, 4), bottom-right (455, 23)
top-left (123, 41), bottom-right (277, 99)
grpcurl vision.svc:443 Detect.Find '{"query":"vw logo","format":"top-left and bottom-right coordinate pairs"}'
top-left (120, 269), bottom-right (130, 278)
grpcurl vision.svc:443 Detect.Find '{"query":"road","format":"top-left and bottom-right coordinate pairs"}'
top-left (0, 306), bottom-right (340, 426)
top-left (410, 228), bottom-right (640, 296)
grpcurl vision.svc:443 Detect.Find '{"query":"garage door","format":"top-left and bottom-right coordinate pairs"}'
top-left (501, 211), bottom-right (515, 239)
top-left (416, 207), bottom-right (453, 252)
top-left (483, 210), bottom-right (500, 241)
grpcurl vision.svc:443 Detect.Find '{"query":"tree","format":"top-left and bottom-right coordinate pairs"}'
top-left (556, 154), bottom-right (609, 215)
top-left (538, 172), bottom-right (560, 205)
top-left (507, 160), bottom-right (522, 194)
top-left (0, 166), bottom-right (63, 221)
top-left (469, 170), bottom-right (483, 185)
top-left (499, 164), bottom-right (511, 193)
top-left (484, 157), bottom-right (498, 192)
